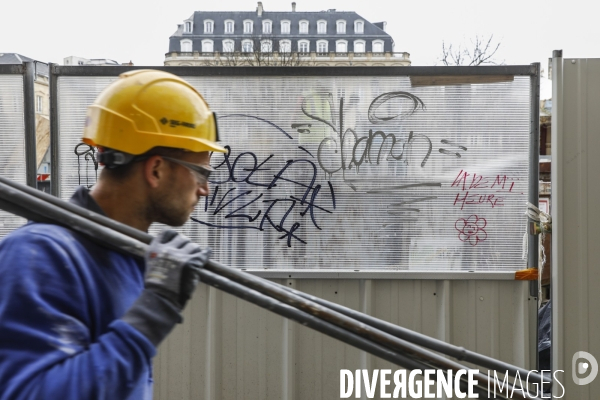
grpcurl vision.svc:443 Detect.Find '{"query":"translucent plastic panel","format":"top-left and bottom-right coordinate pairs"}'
top-left (58, 75), bottom-right (531, 271)
top-left (0, 75), bottom-right (26, 238)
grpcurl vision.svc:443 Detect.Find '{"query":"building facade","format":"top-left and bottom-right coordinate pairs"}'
top-left (0, 53), bottom-right (50, 183)
top-left (165, 2), bottom-right (410, 67)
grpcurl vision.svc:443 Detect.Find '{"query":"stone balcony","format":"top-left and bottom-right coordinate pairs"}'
top-left (164, 51), bottom-right (411, 66)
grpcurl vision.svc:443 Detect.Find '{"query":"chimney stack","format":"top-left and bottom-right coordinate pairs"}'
top-left (292, 2), bottom-right (296, 11)
top-left (257, 1), bottom-right (263, 16)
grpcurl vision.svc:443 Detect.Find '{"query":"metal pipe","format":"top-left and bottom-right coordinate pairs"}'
top-left (23, 62), bottom-right (37, 188)
top-left (0, 174), bottom-right (546, 385)
top-left (0, 177), bottom-right (539, 399)
top-left (274, 281), bottom-right (548, 386)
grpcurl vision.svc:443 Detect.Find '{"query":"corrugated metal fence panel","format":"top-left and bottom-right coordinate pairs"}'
top-left (154, 279), bottom-right (535, 400)
top-left (57, 77), bottom-right (116, 192)
top-left (57, 74), bottom-right (531, 272)
top-left (552, 56), bottom-right (600, 399)
top-left (0, 74), bottom-right (26, 237)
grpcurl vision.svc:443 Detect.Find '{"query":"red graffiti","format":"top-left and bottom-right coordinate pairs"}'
top-left (450, 170), bottom-right (521, 210)
top-left (455, 215), bottom-right (488, 246)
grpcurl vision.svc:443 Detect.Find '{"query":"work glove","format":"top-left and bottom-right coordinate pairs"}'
top-left (122, 229), bottom-right (211, 347)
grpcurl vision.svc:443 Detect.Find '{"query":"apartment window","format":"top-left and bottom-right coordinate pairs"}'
top-left (279, 40), bottom-right (291, 53)
top-left (180, 39), bottom-right (192, 52)
top-left (317, 20), bottom-right (327, 34)
top-left (336, 40), bottom-right (347, 53)
top-left (354, 40), bottom-right (365, 53)
top-left (354, 20), bottom-right (364, 33)
top-left (242, 40), bottom-right (253, 52)
top-left (224, 20), bottom-right (234, 34)
top-left (281, 20), bottom-right (290, 34)
top-left (261, 40), bottom-right (272, 53)
top-left (263, 20), bottom-right (272, 33)
top-left (317, 40), bottom-right (328, 53)
top-left (204, 20), bottom-right (213, 33)
top-left (336, 20), bottom-right (346, 34)
top-left (298, 40), bottom-right (309, 53)
top-left (184, 21), bottom-right (193, 33)
top-left (372, 40), bottom-right (384, 53)
top-left (299, 20), bottom-right (309, 34)
top-left (222, 40), bottom-right (234, 52)
top-left (244, 20), bottom-right (253, 34)
top-left (36, 95), bottom-right (43, 113)
top-left (202, 40), bottom-right (214, 52)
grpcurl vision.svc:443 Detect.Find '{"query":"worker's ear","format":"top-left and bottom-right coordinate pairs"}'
top-left (142, 155), bottom-right (169, 188)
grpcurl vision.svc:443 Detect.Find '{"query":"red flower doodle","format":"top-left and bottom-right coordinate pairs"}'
top-left (455, 215), bottom-right (487, 246)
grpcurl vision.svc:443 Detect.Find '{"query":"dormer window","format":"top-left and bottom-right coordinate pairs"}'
top-left (242, 40), bottom-right (253, 52)
top-left (202, 39), bottom-right (214, 52)
top-left (281, 20), bottom-right (290, 34)
top-left (184, 21), bottom-right (193, 33)
top-left (336, 40), bottom-right (347, 53)
top-left (222, 39), bottom-right (234, 52)
top-left (354, 40), bottom-right (365, 53)
top-left (299, 20), bottom-right (309, 34)
top-left (180, 39), bottom-right (192, 52)
top-left (243, 20), bottom-right (253, 34)
top-left (317, 20), bottom-right (327, 34)
top-left (279, 40), bottom-right (291, 53)
top-left (317, 40), bottom-right (328, 53)
top-left (372, 40), bottom-right (384, 53)
top-left (224, 20), bottom-right (234, 34)
top-left (298, 40), bottom-right (309, 53)
top-left (354, 20), bottom-right (364, 34)
top-left (204, 20), bottom-right (214, 33)
top-left (336, 20), bottom-right (346, 34)
top-left (261, 40), bottom-right (272, 53)
top-left (263, 20), bottom-right (272, 34)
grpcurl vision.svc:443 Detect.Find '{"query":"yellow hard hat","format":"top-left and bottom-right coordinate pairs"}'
top-left (82, 69), bottom-right (226, 156)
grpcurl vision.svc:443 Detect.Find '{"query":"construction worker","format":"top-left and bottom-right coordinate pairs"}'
top-left (0, 70), bottom-right (226, 399)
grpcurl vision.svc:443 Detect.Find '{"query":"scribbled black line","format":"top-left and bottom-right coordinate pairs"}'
top-left (210, 186), bottom-right (219, 206)
top-left (74, 143), bottom-right (98, 188)
top-left (440, 139), bottom-right (467, 151)
top-left (291, 193), bottom-right (333, 213)
top-left (191, 217), bottom-right (261, 230)
top-left (297, 146), bottom-right (314, 158)
top-left (268, 159), bottom-right (317, 204)
top-left (389, 196), bottom-right (438, 206)
top-left (218, 114), bottom-right (293, 139)
top-left (439, 149), bottom-right (462, 158)
top-left (366, 182), bottom-right (441, 194)
top-left (386, 209), bottom-right (421, 215)
top-left (260, 199), bottom-right (306, 246)
top-left (368, 91), bottom-right (425, 124)
top-left (225, 193), bottom-right (263, 222)
top-left (272, 176), bottom-right (313, 190)
top-left (328, 181), bottom-right (336, 209)
top-left (214, 189), bottom-right (253, 215)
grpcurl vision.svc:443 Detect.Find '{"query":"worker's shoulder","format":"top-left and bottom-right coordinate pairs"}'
top-left (0, 222), bottom-right (90, 258)
top-left (6, 221), bottom-right (78, 243)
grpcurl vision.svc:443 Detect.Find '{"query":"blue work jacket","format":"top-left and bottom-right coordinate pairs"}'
top-left (0, 187), bottom-right (155, 399)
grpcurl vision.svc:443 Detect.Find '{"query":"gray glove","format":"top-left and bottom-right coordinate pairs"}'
top-left (145, 229), bottom-right (211, 309)
top-left (122, 229), bottom-right (211, 346)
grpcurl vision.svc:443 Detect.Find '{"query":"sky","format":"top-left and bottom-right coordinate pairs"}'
top-left (1, 0), bottom-right (596, 98)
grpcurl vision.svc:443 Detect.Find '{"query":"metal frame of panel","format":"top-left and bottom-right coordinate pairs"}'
top-left (0, 63), bottom-right (36, 188)
top-left (49, 65), bottom-right (540, 276)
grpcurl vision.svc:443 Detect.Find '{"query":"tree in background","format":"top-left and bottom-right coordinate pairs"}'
top-left (440, 35), bottom-right (503, 66)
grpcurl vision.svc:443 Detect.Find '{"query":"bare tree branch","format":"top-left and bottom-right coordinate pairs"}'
top-left (439, 35), bottom-right (504, 66)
